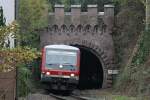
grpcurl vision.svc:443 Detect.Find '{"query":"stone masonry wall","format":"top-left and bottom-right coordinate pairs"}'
top-left (40, 4), bottom-right (115, 88)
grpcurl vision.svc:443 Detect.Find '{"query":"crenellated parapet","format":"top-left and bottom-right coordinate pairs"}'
top-left (46, 4), bottom-right (114, 35)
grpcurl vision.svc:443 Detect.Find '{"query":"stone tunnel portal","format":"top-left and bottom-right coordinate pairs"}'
top-left (39, 4), bottom-right (115, 88)
top-left (72, 45), bottom-right (103, 89)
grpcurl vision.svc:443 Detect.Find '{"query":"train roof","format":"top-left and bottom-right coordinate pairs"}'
top-left (44, 45), bottom-right (79, 51)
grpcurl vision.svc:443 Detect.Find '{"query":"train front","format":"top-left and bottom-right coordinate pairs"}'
top-left (41, 45), bottom-right (80, 90)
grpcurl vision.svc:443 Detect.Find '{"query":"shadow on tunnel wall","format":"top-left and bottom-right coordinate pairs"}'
top-left (72, 45), bottom-right (103, 90)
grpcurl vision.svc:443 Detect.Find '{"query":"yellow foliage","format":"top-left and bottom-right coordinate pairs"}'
top-left (0, 21), bottom-right (19, 46)
top-left (0, 47), bottom-right (41, 72)
top-left (0, 21), bottom-right (41, 72)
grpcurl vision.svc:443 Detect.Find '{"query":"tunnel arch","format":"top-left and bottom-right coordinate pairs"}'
top-left (64, 39), bottom-right (111, 88)
top-left (73, 45), bottom-right (103, 89)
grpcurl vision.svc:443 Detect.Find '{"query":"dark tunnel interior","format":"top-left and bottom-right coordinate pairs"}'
top-left (73, 45), bottom-right (103, 89)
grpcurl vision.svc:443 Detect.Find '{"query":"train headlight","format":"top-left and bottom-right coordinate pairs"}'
top-left (70, 73), bottom-right (75, 77)
top-left (46, 72), bottom-right (50, 75)
top-left (59, 65), bottom-right (63, 68)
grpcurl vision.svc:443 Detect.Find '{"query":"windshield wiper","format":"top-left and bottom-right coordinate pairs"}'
top-left (47, 63), bottom-right (59, 65)
top-left (62, 63), bottom-right (75, 67)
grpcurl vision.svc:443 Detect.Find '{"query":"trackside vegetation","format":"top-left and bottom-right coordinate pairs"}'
top-left (114, 0), bottom-right (150, 99)
top-left (0, 0), bottom-right (150, 99)
top-left (0, 22), bottom-right (41, 97)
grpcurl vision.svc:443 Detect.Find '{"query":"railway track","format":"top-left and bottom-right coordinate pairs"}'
top-left (49, 93), bottom-right (93, 100)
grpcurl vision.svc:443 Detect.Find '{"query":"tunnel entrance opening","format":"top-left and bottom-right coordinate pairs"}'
top-left (72, 45), bottom-right (103, 90)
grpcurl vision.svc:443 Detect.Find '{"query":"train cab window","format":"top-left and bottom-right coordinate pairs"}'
top-left (45, 49), bottom-right (78, 71)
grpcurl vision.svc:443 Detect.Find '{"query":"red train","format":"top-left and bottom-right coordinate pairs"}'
top-left (40, 45), bottom-right (80, 91)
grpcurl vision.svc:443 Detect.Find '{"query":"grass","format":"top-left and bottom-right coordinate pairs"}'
top-left (112, 95), bottom-right (136, 100)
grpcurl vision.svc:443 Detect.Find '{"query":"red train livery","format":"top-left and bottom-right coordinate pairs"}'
top-left (41, 45), bottom-right (80, 90)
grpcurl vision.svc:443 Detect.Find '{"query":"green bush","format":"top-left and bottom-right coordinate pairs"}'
top-left (17, 64), bottom-right (32, 97)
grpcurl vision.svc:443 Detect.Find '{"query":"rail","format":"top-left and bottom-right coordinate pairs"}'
top-left (70, 94), bottom-right (92, 100)
top-left (49, 93), bottom-right (93, 100)
top-left (49, 93), bottom-right (66, 100)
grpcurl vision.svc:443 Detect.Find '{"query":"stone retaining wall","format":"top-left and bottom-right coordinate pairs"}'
top-left (0, 70), bottom-right (16, 100)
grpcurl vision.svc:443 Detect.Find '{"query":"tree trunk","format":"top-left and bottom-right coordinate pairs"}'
top-left (146, 0), bottom-right (150, 30)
